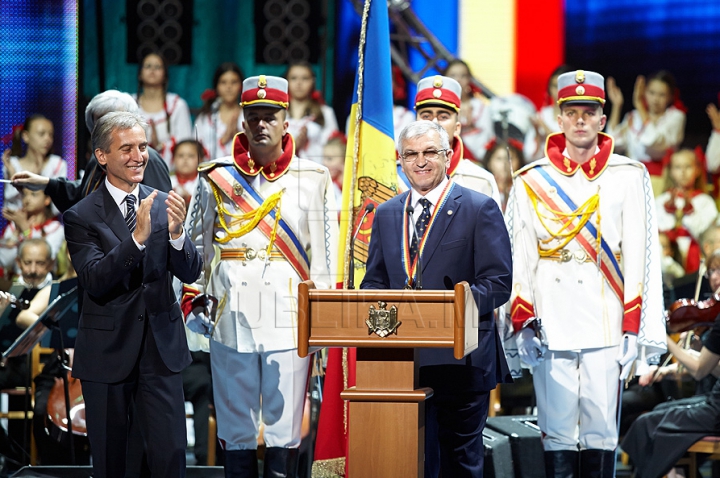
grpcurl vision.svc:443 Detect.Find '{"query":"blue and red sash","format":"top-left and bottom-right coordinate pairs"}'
top-left (521, 166), bottom-right (625, 302)
top-left (207, 164), bottom-right (311, 281)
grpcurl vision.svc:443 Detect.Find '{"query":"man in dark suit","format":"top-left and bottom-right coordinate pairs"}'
top-left (63, 111), bottom-right (202, 478)
top-left (11, 89), bottom-right (172, 212)
top-left (361, 120), bottom-right (513, 478)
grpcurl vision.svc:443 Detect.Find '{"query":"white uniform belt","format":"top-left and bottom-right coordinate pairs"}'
top-left (539, 248), bottom-right (621, 264)
top-left (220, 248), bottom-right (285, 261)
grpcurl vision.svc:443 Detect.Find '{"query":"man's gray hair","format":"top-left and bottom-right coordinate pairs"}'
top-left (92, 112), bottom-right (148, 153)
top-left (18, 237), bottom-right (52, 261)
top-left (396, 120), bottom-right (451, 153)
top-left (85, 90), bottom-right (139, 132)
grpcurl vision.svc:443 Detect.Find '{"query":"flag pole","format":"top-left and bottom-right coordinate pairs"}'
top-left (342, 0), bottom-right (372, 288)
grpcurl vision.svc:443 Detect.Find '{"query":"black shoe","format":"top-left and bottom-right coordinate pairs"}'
top-left (580, 449), bottom-right (615, 478)
top-left (263, 447), bottom-right (299, 478)
top-left (224, 450), bottom-right (259, 478)
top-left (545, 450), bottom-right (579, 478)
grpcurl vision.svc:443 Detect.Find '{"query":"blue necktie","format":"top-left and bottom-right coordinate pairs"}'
top-left (410, 198), bottom-right (431, 263)
top-left (125, 195), bottom-right (137, 233)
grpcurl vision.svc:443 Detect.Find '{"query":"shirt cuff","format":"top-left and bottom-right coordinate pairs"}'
top-left (169, 229), bottom-right (186, 250)
top-left (132, 234), bottom-right (146, 251)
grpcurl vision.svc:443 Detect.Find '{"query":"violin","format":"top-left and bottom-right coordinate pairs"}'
top-left (45, 351), bottom-right (87, 443)
top-left (666, 293), bottom-right (720, 334)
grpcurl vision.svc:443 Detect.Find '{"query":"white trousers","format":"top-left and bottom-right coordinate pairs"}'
top-left (533, 346), bottom-right (621, 451)
top-left (210, 340), bottom-right (310, 450)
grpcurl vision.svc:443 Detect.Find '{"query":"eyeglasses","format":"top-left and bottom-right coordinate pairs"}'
top-left (707, 268), bottom-right (720, 277)
top-left (400, 149), bottom-right (447, 163)
top-left (143, 64), bottom-right (163, 71)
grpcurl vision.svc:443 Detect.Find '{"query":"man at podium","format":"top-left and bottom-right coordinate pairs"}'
top-left (361, 120), bottom-right (513, 478)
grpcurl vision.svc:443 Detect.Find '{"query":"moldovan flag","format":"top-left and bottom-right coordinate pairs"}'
top-left (312, 0), bottom-right (398, 475)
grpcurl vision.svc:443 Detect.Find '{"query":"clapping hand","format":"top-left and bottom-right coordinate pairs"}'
top-left (166, 190), bottom-right (186, 239)
top-left (132, 191), bottom-right (157, 245)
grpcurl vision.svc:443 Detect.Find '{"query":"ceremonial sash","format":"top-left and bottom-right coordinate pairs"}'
top-left (207, 165), bottom-right (311, 281)
top-left (401, 181), bottom-right (454, 287)
top-left (521, 167), bottom-right (625, 301)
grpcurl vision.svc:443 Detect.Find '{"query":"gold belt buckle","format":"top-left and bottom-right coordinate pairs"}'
top-left (560, 249), bottom-right (572, 262)
top-left (574, 250), bottom-right (587, 263)
top-left (245, 248), bottom-right (257, 260)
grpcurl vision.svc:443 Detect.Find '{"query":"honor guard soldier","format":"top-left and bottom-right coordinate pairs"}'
top-left (399, 75), bottom-right (502, 206)
top-left (506, 70), bottom-right (666, 478)
top-left (182, 75), bottom-right (338, 478)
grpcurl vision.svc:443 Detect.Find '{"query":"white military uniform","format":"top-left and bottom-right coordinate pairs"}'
top-left (185, 132), bottom-right (338, 449)
top-left (506, 131), bottom-right (666, 451)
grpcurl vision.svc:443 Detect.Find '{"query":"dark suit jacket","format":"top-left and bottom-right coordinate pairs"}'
top-left (46, 147), bottom-right (171, 213)
top-left (361, 183), bottom-right (513, 392)
top-left (63, 183), bottom-right (202, 383)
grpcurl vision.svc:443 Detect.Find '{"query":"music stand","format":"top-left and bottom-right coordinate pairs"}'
top-left (2, 285), bottom-right (79, 464)
top-left (3, 286), bottom-right (78, 361)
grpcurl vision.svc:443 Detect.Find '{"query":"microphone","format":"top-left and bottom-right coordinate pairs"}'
top-left (405, 205), bottom-right (423, 290)
top-left (347, 203), bottom-right (375, 289)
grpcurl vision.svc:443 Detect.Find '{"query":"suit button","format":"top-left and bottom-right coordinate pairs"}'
top-left (138, 314), bottom-right (144, 321)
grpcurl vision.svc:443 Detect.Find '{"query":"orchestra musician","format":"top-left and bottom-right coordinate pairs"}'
top-left (623, 248), bottom-right (720, 478)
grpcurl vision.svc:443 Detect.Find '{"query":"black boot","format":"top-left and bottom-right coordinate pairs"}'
top-left (224, 450), bottom-right (259, 478)
top-left (263, 447), bottom-right (299, 478)
top-left (579, 449), bottom-right (615, 478)
top-left (545, 450), bottom-right (579, 478)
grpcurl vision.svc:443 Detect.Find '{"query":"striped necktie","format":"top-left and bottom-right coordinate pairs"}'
top-left (124, 195), bottom-right (137, 233)
top-left (410, 198), bottom-right (431, 263)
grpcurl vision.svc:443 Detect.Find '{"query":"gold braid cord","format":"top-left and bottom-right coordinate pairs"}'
top-left (209, 181), bottom-right (283, 248)
top-left (523, 180), bottom-right (600, 256)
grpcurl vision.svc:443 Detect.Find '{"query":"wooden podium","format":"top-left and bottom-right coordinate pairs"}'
top-left (298, 280), bottom-right (479, 478)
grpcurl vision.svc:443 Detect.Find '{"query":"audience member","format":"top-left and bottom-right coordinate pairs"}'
top-left (171, 140), bottom-right (203, 206)
top-left (607, 71), bottom-right (686, 195)
top-left (0, 189), bottom-right (64, 278)
top-left (2, 115), bottom-right (67, 212)
top-left (444, 59), bottom-right (493, 161)
top-left (622, 249), bottom-right (720, 478)
top-left (656, 148), bottom-right (717, 273)
top-left (482, 141), bottom-right (525, 211)
top-left (285, 61), bottom-right (339, 162)
top-left (134, 52), bottom-right (192, 170)
top-left (321, 132), bottom-right (346, 208)
top-left (194, 62), bottom-right (244, 160)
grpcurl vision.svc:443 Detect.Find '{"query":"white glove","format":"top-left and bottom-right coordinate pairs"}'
top-left (616, 333), bottom-right (638, 380)
top-left (516, 327), bottom-right (546, 367)
top-left (185, 309), bottom-right (215, 338)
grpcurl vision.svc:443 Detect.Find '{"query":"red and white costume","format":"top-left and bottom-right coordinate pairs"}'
top-left (0, 216), bottom-right (64, 275)
top-left (655, 188), bottom-right (717, 273)
top-left (608, 106), bottom-right (685, 177)
top-left (286, 104), bottom-right (339, 163)
top-left (193, 107), bottom-right (245, 161)
top-left (4, 154), bottom-right (66, 214)
top-left (134, 92), bottom-right (192, 170)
